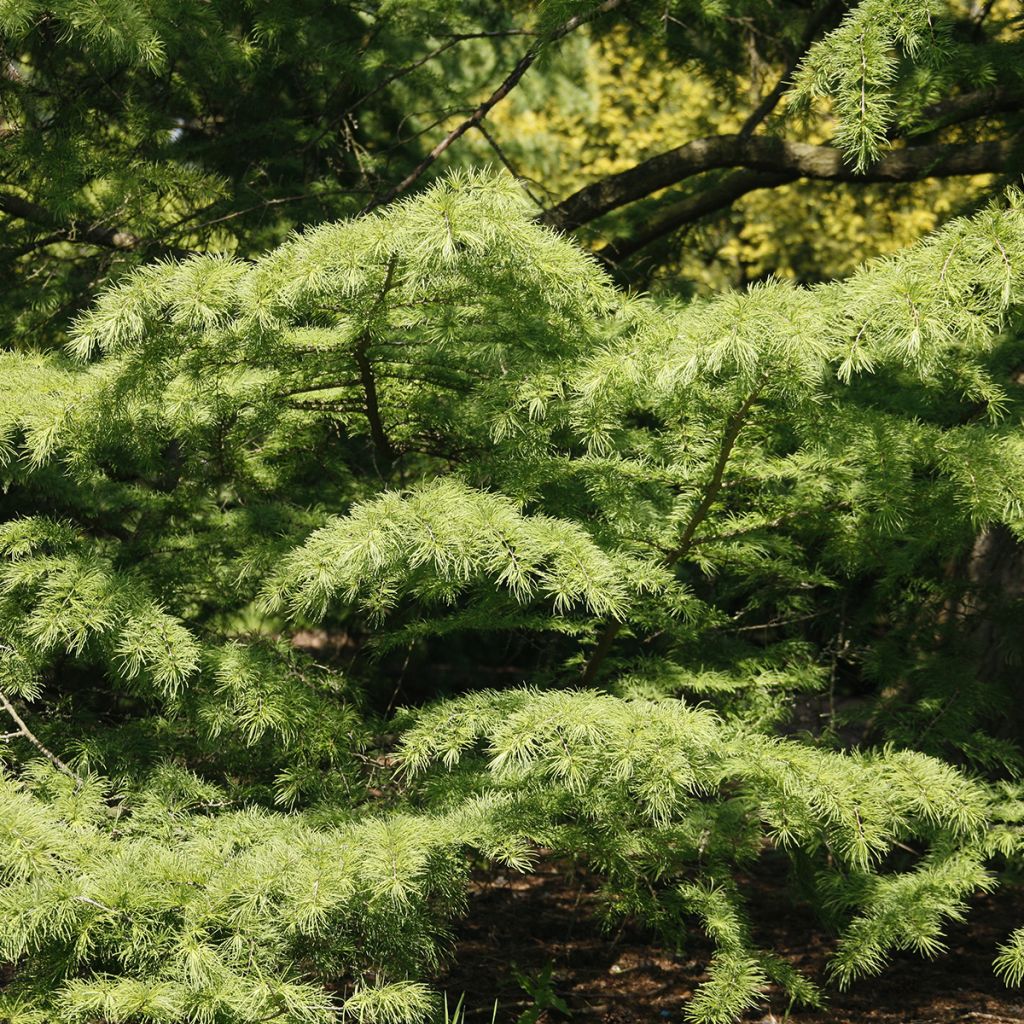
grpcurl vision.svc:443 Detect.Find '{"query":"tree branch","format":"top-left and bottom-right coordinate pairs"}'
top-left (546, 135), bottom-right (1021, 232)
top-left (737, 0), bottom-right (846, 138)
top-left (594, 87), bottom-right (1024, 266)
top-left (0, 686), bottom-right (82, 784)
top-left (475, 122), bottom-right (548, 211)
top-left (591, 0), bottom-right (844, 267)
top-left (664, 385), bottom-right (765, 565)
top-left (0, 191), bottom-right (185, 255)
top-left (580, 384), bottom-right (764, 685)
top-left (362, 0), bottom-right (627, 213)
top-left (596, 169), bottom-right (796, 267)
top-left (354, 253), bottom-right (401, 466)
top-left (342, 30), bottom-right (538, 122)
top-left (905, 87), bottom-right (1024, 139)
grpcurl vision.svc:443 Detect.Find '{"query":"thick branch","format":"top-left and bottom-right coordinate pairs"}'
top-left (362, 0), bottom-right (627, 213)
top-left (547, 136), bottom-right (1020, 232)
top-left (0, 686), bottom-right (82, 783)
top-left (596, 169), bottom-right (796, 267)
top-left (593, 0), bottom-right (844, 267)
top-left (911, 87), bottom-right (1024, 137)
top-left (596, 90), bottom-right (1024, 265)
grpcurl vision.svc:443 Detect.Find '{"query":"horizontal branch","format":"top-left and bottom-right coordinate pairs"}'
top-left (0, 191), bottom-right (185, 255)
top-left (546, 136), bottom-right (1021, 232)
top-left (911, 88), bottom-right (1024, 137)
top-left (1, 192), bottom-right (140, 250)
top-left (585, 88), bottom-right (1024, 264)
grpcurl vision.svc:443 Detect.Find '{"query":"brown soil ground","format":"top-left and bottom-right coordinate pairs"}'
top-left (439, 859), bottom-right (1024, 1024)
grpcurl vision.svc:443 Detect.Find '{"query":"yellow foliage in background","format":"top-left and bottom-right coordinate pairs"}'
top-left (477, 27), bottom-right (993, 291)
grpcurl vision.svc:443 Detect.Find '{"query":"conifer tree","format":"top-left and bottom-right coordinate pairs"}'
top-left (2, 168), bottom-right (1023, 1023)
top-left (2, 1), bottom-right (1024, 1022)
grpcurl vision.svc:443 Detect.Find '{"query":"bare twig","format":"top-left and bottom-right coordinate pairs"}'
top-left (475, 122), bottom-right (548, 210)
top-left (362, 0), bottom-right (628, 213)
top-left (75, 895), bottom-right (117, 913)
top-left (0, 686), bottom-right (82, 784)
top-left (345, 31), bottom-right (536, 118)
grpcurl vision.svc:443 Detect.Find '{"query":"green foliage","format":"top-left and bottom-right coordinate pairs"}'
top-left (2, 137), bottom-right (1024, 1024)
top-left (5, 0), bottom-right (1021, 346)
top-left (793, 0), bottom-right (951, 170)
top-left (402, 687), bottom-right (992, 1020)
top-left (1, 0), bottom-right (1023, 1021)
top-left (995, 927), bottom-right (1024, 987)
top-left (0, 763), bottom-right (484, 1024)
top-left (263, 478), bottom-right (663, 622)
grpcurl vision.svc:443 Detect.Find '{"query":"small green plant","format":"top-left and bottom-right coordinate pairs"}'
top-left (513, 963), bottom-right (572, 1024)
top-left (434, 993), bottom-right (499, 1024)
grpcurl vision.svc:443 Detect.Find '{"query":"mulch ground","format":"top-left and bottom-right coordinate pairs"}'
top-left (439, 858), bottom-right (1024, 1024)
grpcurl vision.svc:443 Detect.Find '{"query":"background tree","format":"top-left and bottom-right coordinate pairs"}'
top-left (2, 0), bottom-right (1021, 337)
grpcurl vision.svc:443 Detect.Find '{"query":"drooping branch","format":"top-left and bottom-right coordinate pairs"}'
top-left (737, 0), bottom-right (847, 139)
top-left (546, 135), bottom-right (1021, 233)
top-left (362, 0), bottom-right (627, 213)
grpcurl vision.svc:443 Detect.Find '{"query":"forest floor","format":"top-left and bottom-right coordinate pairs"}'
top-left (439, 857), bottom-right (1024, 1024)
